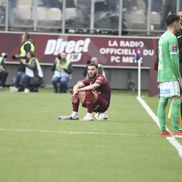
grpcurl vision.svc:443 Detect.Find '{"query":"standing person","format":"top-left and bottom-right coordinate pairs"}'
top-left (176, 11), bottom-right (182, 121)
top-left (157, 14), bottom-right (182, 138)
top-left (51, 52), bottom-right (72, 93)
top-left (58, 62), bottom-right (111, 121)
top-left (0, 52), bottom-right (8, 90)
top-left (10, 32), bottom-right (35, 92)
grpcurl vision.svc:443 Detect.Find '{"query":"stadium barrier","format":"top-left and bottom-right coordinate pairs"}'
top-left (0, 31), bottom-right (159, 96)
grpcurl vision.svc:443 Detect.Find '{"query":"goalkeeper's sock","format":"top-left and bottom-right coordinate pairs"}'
top-left (157, 97), bottom-right (168, 132)
top-left (171, 98), bottom-right (180, 132)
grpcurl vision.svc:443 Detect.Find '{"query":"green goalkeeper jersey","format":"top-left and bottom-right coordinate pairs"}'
top-left (157, 31), bottom-right (181, 83)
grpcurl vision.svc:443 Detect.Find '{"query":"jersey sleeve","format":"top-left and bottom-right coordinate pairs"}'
top-left (169, 38), bottom-right (181, 79)
top-left (82, 78), bottom-right (90, 86)
top-left (95, 75), bottom-right (106, 86)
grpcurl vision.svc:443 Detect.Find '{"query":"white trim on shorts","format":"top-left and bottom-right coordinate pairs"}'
top-left (159, 81), bottom-right (180, 98)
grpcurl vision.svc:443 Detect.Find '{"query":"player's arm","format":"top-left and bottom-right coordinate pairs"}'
top-left (72, 82), bottom-right (85, 96)
top-left (169, 40), bottom-right (181, 79)
top-left (78, 83), bottom-right (100, 92)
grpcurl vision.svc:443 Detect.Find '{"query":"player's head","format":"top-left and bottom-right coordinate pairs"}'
top-left (87, 62), bottom-right (98, 78)
top-left (166, 14), bottom-right (180, 32)
top-left (21, 32), bottom-right (30, 43)
top-left (177, 11), bottom-right (182, 26)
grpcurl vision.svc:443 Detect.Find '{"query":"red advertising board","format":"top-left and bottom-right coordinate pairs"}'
top-left (0, 32), bottom-right (158, 67)
top-left (0, 32), bottom-right (159, 96)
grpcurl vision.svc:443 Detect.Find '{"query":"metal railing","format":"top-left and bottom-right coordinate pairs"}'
top-left (0, 0), bottom-right (181, 36)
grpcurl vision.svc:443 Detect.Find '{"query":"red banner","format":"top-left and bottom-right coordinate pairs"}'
top-left (0, 32), bottom-right (158, 67)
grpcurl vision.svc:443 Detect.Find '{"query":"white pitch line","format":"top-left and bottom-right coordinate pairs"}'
top-left (0, 128), bottom-right (158, 137)
top-left (137, 96), bottom-right (182, 158)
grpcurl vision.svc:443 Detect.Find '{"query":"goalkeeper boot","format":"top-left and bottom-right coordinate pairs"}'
top-left (160, 131), bottom-right (171, 137)
top-left (173, 130), bottom-right (182, 138)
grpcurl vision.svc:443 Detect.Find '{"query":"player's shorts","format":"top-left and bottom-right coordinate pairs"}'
top-left (93, 95), bottom-right (110, 112)
top-left (159, 81), bottom-right (180, 98)
top-left (82, 94), bottom-right (109, 112)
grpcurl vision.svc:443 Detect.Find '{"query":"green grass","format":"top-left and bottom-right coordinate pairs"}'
top-left (143, 93), bottom-right (182, 133)
top-left (0, 90), bottom-right (182, 182)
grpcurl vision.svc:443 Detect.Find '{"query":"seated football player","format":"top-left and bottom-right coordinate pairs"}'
top-left (58, 62), bottom-right (111, 121)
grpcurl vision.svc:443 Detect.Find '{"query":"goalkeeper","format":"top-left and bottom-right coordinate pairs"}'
top-left (157, 14), bottom-right (182, 138)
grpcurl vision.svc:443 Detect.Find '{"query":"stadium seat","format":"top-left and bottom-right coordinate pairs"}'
top-left (131, 10), bottom-right (145, 24)
top-left (151, 11), bottom-right (160, 25)
top-left (65, 8), bottom-right (77, 20)
top-left (37, 7), bottom-right (47, 20)
top-left (47, 8), bottom-right (62, 21)
top-left (128, 9), bottom-right (146, 29)
top-left (12, 5), bottom-right (32, 21)
top-left (16, 0), bottom-right (32, 6)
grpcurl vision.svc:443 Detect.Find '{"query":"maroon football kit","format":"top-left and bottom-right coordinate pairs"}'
top-left (82, 74), bottom-right (111, 112)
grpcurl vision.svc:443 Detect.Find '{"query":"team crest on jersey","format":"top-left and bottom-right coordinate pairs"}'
top-left (172, 44), bottom-right (177, 53)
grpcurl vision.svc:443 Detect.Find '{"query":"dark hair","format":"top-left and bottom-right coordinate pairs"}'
top-left (166, 14), bottom-right (180, 26)
top-left (88, 62), bottom-right (98, 68)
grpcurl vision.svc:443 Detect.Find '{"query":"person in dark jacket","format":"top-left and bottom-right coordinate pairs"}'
top-left (176, 11), bottom-right (182, 120)
top-left (0, 52), bottom-right (8, 90)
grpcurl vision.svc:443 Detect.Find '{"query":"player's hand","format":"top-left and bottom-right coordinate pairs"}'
top-left (60, 64), bottom-right (64, 70)
top-left (72, 90), bottom-right (78, 97)
top-left (72, 86), bottom-right (79, 96)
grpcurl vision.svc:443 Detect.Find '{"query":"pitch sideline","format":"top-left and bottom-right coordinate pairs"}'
top-left (137, 96), bottom-right (182, 158)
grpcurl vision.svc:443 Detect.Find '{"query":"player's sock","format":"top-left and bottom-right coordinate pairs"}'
top-left (72, 99), bottom-right (79, 112)
top-left (85, 91), bottom-right (94, 113)
top-left (171, 98), bottom-right (180, 132)
top-left (157, 97), bottom-right (168, 132)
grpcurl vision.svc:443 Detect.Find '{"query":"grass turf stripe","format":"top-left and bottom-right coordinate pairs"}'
top-left (0, 128), bottom-right (159, 137)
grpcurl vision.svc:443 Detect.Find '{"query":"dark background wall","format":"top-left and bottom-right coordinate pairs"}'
top-left (5, 64), bottom-right (149, 90)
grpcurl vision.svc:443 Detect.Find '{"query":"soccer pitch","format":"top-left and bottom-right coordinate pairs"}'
top-left (0, 90), bottom-right (182, 182)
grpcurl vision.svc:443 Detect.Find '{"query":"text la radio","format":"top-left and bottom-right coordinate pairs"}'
top-left (44, 38), bottom-right (91, 62)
